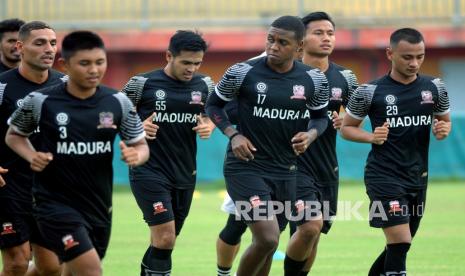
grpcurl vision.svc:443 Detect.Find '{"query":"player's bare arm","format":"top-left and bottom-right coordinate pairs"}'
top-left (119, 139), bottom-right (149, 167)
top-left (0, 166), bottom-right (8, 187)
top-left (192, 114), bottom-right (216, 139)
top-left (291, 131), bottom-right (315, 155)
top-left (332, 111), bottom-right (343, 129)
top-left (432, 113), bottom-right (451, 140)
top-left (143, 112), bottom-right (159, 140)
top-left (341, 114), bottom-right (389, 145)
top-left (5, 127), bottom-right (53, 172)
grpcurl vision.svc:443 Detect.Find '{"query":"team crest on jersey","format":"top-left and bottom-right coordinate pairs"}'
top-left (290, 85), bottom-right (306, 100)
top-left (56, 112), bottom-right (70, 126)
top-left (388, 200), bottom-right (402, 214)
top-left (62, 234), bottom-right (80, 250)
top-left (384, 94), bottom-right (397, 105)
top-left (97, 112), bottom-right (117, 129)
top-left (155, 89), bottom-right (166, 100)
top-left (330, 87), bottom-right (343, 101)
top-left (16, 98), bottom-right (24, 108)
top-left (420, 90), bottom-right (434, 104)
top-left (189, 91), bottom-right (204, 105)
top-left (1, 223), bottom-right (16, 235)
top-left (250, 195), bottom-right (263, 208)
top-left (153, 202), bottom-right (168, 214)
top-left (255, 82), bottom-right (267, 93)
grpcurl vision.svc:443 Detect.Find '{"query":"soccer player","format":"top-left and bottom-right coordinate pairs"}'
top-left (341, 28), bottom-right (451, 275)
top-left (5, 30), bottom-right (149, 276)
top-left (206, 15), bottom-right (329, 276)
top-left (0, 21), bottom-right (66, 276)
top-left (120, 30), bottom-right (215, 276)
top-left (215, 49), bottom-right (303, 276)
top-left (0, 19), bottom-right (25, 73)
top-left (285, 12), bottom-right (359, 275)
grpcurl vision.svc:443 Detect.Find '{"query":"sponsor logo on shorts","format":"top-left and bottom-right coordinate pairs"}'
top-left (1, 222), bottom-right (16, 235)
top-left (295, 200), bottom-right (307, 213)
top-left (388, 200), bottom-right (402, 214)
top-left (290, 85), bottom-right (306, 100)
top-left (62, 234), bottom-right (80, 250)
top-left (249, 196), bottom-right (263, 208)
top-left (153, 202), bottom-right (167, 215)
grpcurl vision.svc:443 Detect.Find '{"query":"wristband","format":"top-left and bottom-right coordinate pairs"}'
top-left (229, 132), bottom-right (240, 141)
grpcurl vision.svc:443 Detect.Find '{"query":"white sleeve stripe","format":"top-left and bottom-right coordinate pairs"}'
top-left (433, 109), bottom-right (450, 116)
top-left (307, 101), bottom-right (329, 110)
top-left (9, 124), bottom-right (32, 137)
top-left (346, 108), bottom-right (365, 121)
top-left (125, 132), bottom-right (146, 145)
top-left (215, 87), bottom-right (233, 102)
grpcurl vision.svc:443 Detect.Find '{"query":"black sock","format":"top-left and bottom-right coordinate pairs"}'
top-left (299, 271), bottom-right (309, 276)
top-left (368, 247), bottom-right (387, 276)
top-left (140, 246), bottom-right (173, 276)
top-left (217, 265), bottom-right (231, 276)
top-left (284, 255), bottom-right (307, 276)
top-left (384, 243), bottom-right (410, 276)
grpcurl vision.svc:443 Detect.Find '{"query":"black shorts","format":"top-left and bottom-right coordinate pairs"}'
top-left (225, 174), bottom-right (296, 232)
top-left (367, 188), bottom-right (427, 228)
top-left (34, 201), bottom-right (111, 262)
top-left (130, 173), bottom-right (195, 235)
top-left (317, 182), bottom-right (338, 234)
top-left (294, 173), bottom-right (338, 234)
top-left (0, 197), bottom-right (46, 249)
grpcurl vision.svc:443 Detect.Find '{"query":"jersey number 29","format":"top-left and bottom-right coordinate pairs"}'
top-left (386, 105), bottom-right (398, 116)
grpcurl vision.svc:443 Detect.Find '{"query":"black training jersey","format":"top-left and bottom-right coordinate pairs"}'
top-left (9, 83), bottom-right (145, 225)
top-left (121, 69), bottom-right (214, 188)
top-left (215, 56), bottom-right (329, 179)
top-left (346, 74), bottom-right (450, 196)
top-left (298, 62), bottom-right (358, 184)
top-left (0, 62), bottom-right (12, 74)
top-left (0, 68), bottom-right (66, 205)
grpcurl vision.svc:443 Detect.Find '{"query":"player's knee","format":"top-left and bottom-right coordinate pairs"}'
top-left (2, 260), bottom-right (29, 275)
top-left (2, 258), bottom-right (29, 275)
top-left (155, 231), bottom-right (176, 249)
top-left (254, 232), bottom-right (279, 253)
top-left (297, 220), bottom-right (322, 242)
top-left (34, 262), bottom-right (62, 276)
top-left (70, 263), bottom-right (101, 276)
top-left (219, 218), bottom-right (247, 246)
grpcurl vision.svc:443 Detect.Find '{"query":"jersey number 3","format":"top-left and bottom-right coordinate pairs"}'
top-left (59, 126), bottom-right (67, 139)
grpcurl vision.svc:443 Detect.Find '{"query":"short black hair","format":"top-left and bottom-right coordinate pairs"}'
top-left (301, 11), bottom-right (335, 30)
top-left (0, 18), bottom-right (25, 39)
top-left (168, 30), bottom-right (208, 56)
top-left (390, 28), bottom-right (424, 47)
top-left (18, 21), bottom-right (54, 41)
top-left (270, 15), bottom-right (305, 42)
top-left (61, 31), bottom-right (105, 60)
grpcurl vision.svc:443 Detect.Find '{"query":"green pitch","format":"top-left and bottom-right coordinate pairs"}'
top-left (103, 181), bottom-right (465, 275)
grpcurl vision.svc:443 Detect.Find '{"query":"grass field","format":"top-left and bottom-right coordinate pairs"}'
top-left (102, 181), bottom-right (465, 275)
